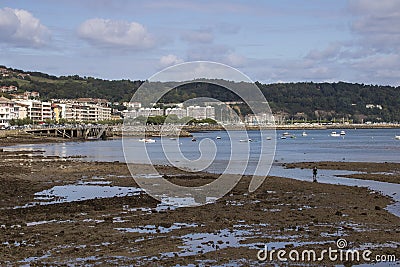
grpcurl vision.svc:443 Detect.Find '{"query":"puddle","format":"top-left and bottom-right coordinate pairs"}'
top-left (32, 184), bottom-right (142, 204)
top-left (14, 178), bottom-right (143, 208)
top-left (115, 222), bottom-right (198, 234)
top-left (160, 227), bottom-right (330, 259)
top-left (26, 219), bottom-right (74, 226)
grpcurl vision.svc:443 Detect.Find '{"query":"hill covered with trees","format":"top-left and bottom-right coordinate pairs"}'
top-left (1, 66), bottom-right (399, 123)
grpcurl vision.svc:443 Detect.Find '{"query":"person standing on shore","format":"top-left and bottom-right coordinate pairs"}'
top-left (312, 166), bottom-right (318, 182)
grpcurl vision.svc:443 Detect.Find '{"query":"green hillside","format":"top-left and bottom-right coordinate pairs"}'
top-left (1, 66), bottom-right (399, 122)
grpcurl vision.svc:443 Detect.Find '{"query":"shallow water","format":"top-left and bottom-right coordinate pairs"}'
top-left (14, 178), bottom-right (143, 208)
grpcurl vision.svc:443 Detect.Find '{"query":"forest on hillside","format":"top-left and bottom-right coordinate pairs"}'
top-left (1, 66), bottom-right (399, 122)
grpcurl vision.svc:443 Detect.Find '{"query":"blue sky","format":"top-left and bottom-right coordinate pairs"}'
top-left (1, 0), bottom-right (399, 85)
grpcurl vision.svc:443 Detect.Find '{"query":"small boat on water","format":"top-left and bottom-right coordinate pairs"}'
top-left (340, 130), bottom-right (346, 136)
top-left (282, 132), bottom-right (290, 136)
top-left (395, 135), bottom-right (400, 140)
top-left (139, 138), bottom-right (156, 143)
top-left (266, 136), bottom-right (272, 140)
top-left (240, 139), bottom-right (252, 142)
top-left (330, 131), bottom-right (340, 137)
top-left (216, 136), bottom-right (221, 139)
top-left (301, 131), bottom-right (308, 137)
top-left (280, 136), bottom-right (287, 140)
top-left (191, 137), bottom-right (197, 142)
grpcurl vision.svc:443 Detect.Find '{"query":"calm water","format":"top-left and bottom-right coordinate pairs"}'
top-left (9, 128), bottom-right (400, 166)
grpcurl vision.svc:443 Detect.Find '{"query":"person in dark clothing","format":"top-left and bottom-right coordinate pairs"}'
top-left (312, 166), bottom-right (318, 182)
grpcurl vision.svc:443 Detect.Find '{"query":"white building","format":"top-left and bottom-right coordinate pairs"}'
top-left (14, 103), bottom-right (28, 120)
top-left (187, 105), bottom-right (215, 120)
top-left (13, 99), bottom-right (52, 122)
top-left (137, 108), bottom-right (163, 117)
top-left (165, 107), bottom-right (186, 118)
top-left (245, 113), bottom-right (274, 125)
top-left (54, 99), bottom-right (111, 122)
top-left (123, 102), bottom-right (142, 109)
top-left (0, 96), bottom-right (15, 127)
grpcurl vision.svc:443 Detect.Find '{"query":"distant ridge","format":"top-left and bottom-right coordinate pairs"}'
top-left (1, 65), bottom-right (399, 122)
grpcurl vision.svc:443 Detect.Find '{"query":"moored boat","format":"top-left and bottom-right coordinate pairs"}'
top-left (139, 138), bottom-right (156, 143)
top-left (330, 131), bottom-right (340, 137)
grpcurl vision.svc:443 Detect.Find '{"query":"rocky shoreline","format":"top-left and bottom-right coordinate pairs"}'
top-left (0, 147), bottom-right (399, 266)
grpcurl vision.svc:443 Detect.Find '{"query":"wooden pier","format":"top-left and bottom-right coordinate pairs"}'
top-left (25, 125), bottom-right (113, 140)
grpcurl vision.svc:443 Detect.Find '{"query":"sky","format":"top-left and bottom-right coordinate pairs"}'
top-left (0, 0), bottom-right (400, 85)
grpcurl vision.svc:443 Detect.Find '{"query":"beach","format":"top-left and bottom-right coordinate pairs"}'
top-left (0, 144), bottom-right (399, 266)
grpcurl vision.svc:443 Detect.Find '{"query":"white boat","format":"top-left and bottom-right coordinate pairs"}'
top-left (340, 130), bottom-right (346, 135)
top-left (139, 138), bottom-right (156, 143)
top-left (395, 135), bottom-right (400, 140)
top-left (282, 132), bottom-right (290, 136)
top-left (266, 136), bottom-right (272, 140)
top-left (330, 131), bottom-right (340, 137)
top-left (280, 136), bottom-right (287, 139)
top-left (240, 139), bottom-right (252, 142)
top-left (301, 131), bottom-right (308, 137)
top-left (216, 136), bottom-right (221, 139)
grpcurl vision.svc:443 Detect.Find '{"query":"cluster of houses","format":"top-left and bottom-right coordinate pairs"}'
top-left (0, 96), bottom-right (112, 128)
top-left (1, 89), bottom-right (275, 128)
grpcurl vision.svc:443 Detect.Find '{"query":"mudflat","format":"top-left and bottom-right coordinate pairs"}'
top-left (0, 149), bottom-right (399, 266)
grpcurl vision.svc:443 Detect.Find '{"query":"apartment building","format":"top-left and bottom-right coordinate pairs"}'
top-left (0, 96), bottom-right (15, 127)
top-left (54, 98), bottom-right (111, 122)
top-left (165, 107), bottom-right (187, 119)
top-left (187, 105), bottom-right (215, 120)
top-left (13, 99), bottom-right (52, 122)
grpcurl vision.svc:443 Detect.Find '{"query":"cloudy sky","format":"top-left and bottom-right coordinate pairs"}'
top-left (0, 0), bottom-right (399, 85)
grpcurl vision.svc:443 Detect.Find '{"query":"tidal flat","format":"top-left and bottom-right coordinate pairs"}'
top-left (0, 149), bottom-right (399, 266)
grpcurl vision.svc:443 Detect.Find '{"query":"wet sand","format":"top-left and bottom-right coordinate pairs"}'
top-left (0, 149), bottom-right (399, 266)
top-left (285, 161), bottom-right (400, 184)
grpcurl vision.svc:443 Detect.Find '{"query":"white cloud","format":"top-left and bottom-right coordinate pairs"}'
top-left (159, 54), bottom-right (184, 68)
top-left (349, 0), bottom-right (400, 54)
top-left (0, 7), bottom-right (50, 47)
top-left (224, 53), bottom-right (246, 67)
top-left (305, 43), bottom-right (342, 61)
top-left (78, 18), bottom-right (155, 49)
top-left (181, 29), bottom-right (213, 43)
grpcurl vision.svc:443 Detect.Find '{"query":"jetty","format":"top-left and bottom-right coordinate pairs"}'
top-left (25, 125), bottom-right (113, 140)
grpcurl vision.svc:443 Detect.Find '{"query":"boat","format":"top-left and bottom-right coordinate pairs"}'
top-left (280, 136), bottom-right (287, 139)
top-left (330, 131), bottom-right (340, 137)
top-left (239, 139), bottom-right (252, 142)
top-left (139, 138), bottom-right (156, 143)
top-left (266, 136), bottom-right (272, 140)
top-left (191, 137), bottom-right (197, 142)
top-left (301, 131), bottom-right (308, 137)
top-left (340, 130), bottom-right (346, 136)
top-left (169, 137), bottom-right (177, 140)
top-left (282, 132), bottom-right (290, 136)
top-left (216, 136), bottom-right (221, 139)
top-left (395, 135), bottom-right (400, 140)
